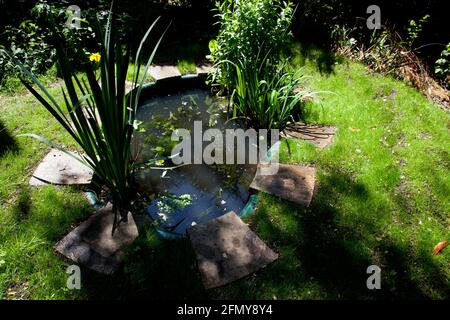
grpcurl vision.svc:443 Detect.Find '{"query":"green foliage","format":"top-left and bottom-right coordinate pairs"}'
top-left (434, 43), bottom-right (450, 86)
top-left (209, 0), bottom-right (295, 91)
top-left (176, 59), bottom-right (196, 75)
top-left (209, 0), bottom-right (307, 129)
top-left (1, 4), bottom-right (166, 223)
top-left (230, 57), bottom-right (312, 129)
top-left (0, 19), bottom-right (54, 83)
top-left (0, 1), bottom-right (99, 86)
top-left (406, 14), bottom-right (430, 48)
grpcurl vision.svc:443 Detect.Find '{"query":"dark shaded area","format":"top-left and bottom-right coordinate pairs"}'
top-left (11, 185), bottom-right (32, 221)
top-left (80, 228), bottom-right (208, 299)
top-left (0, 120), bottom-right (18, 157)
top-left (291, 43), bottom-right (344, 75)
top-left (1, 1), bottom-right (447, 80)
top-left (214, 168), bottom-right (449, 299)
top-left (62, 163), bottom-right (449, 300)
top-left (9, 185), bottom-right (93, 240)
top-left (295, 171), bottom-right (448, 299)
top-left (292, 0), bottom-right (448, 67)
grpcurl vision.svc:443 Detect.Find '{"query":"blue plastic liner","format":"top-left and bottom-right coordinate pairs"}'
top-left (238, 194), bottom-right (259, 218)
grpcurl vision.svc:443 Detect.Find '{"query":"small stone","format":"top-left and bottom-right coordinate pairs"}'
top-left (188, 211), bottom-right (278, 289)
top-left (250, 164), bottom-right (316, 207)
top-left (29, 149), bottom-right (93, 186)
top-left (196, 64), bottom-right (214, 75)
top-left (55, 203), bottom-right (139, 275)
top-left (148, 65), bottom-right (181, 81)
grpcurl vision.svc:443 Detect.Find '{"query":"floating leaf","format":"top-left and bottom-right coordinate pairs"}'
top-left (152, 146), bottom-right (165, 154)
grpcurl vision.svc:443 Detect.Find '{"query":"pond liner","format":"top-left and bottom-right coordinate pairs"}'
top-left (128, 73), bottom-right (210, 105)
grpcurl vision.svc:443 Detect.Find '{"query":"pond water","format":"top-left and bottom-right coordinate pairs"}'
top-left (134, 89), bottom-right (257, 237)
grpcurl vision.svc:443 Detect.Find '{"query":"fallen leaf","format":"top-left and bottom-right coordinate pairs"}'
top-left (349, 127), bottom-right (360, 132)
top-left (433, 240), bottom-right (449, 255)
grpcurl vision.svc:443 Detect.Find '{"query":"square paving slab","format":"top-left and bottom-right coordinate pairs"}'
top-left (250, 163), bottom-right (316, 207)
top-left (148, 65), bottom-right (181, 80)
top-left (55, 203), bottom-right (139, 275)
top-left (282, 123), bottom-right (337, 149)
top-left (188, 211), bottom-right (278, 289)
top-left (196, 64), bottom-right (214, 75)
top-left (29, 149), bottom-right (93, 186)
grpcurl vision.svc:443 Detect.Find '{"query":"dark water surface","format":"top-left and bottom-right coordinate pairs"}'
top-left (134, 89), bottom-right (257, 236)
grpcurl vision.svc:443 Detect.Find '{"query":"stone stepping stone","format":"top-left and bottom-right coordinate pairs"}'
top-left (250, 163), bottom-right (316, 207)
top-left (282, 123), bottom-right (337, 149)
top-left (188, 211), bottom-right (278, 289)
top-left (29, 149), bottom-right (93, 186)
top-left (125, 80), bottom-right (134, 94)
top-left (148, 65), bottom-right (181, 81)
top-left (196, 64), bottom-right (214, 75)
top-left (55, 203), bottom-right (139, 275)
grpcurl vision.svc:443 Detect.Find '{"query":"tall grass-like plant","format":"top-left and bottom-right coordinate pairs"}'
top-left (1, 3), bottom-right (167, 230)
top-left (227, 56), bottom-right (312, 129)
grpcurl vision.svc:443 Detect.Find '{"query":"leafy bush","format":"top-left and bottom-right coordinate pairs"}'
top-left (209, 0), bottom-right (295, 91)
top-left (0, 19), bottom-right (55, 82)
top-left (209, 0), bottom-right (309, 129)
top-left (1, 4), bottom-right (166, 226)
top-left (332, 20), bottom-right (449, 108)
top-left (434, 43), bottom-right (450, 87)
top-left (0, 1), bottom-right (97, 86)
top-left (406, 14), bottom-right (430, 48)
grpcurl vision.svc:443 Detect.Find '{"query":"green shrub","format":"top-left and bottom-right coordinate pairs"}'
top-left (209, 0), bottom-right (309, 130)
top-left (0, 1), bottom-right (97, 86)
top-left (209, 0), bottom-right (295, 91)
top-left (434, 43), bottom-right (450, 87)
top-left (0, 19), bottom-right (54, 82)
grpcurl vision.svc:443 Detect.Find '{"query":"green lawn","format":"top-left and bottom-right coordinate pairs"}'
top-left (0, 44), bottom-right (448, 299)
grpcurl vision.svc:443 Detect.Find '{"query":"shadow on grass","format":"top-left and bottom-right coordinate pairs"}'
top-left (10, 185), bottom-right (93, 242)
top-left (12, 169), bottom-right (446, 299)
top-left (291, 43), bottom-right (344, 76)
top-left (64, 167), bottom-right (449, 299)
top-left (11, 185), bottom-right (32, 222)
top-left (80, 227), bottom-right (207, 300)
top-left (7, 182), bottom-right (206, 299)
top-left (0, 120), bottom-right (18, 157)
top-left (215, 167), bottom-right (449, 299)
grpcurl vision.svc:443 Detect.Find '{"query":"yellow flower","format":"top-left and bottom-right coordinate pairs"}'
top-left (154, 159), bottom-right (165, 167)
top-left (89, 52), bottom-right (101, 63)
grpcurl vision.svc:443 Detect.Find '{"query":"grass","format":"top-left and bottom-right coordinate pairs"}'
top-left (0, 65), bottom-right (60, 96)
top-left (213, 44), bottom-right (450, 299)
top-left (0, 85), bottom-right (91, 299)
top-left (126, 62), bottom-right (154, 83)
top-left (176, 59), bottom-right (197, 75)
top-left (0, 43), bottom-right (448, 299)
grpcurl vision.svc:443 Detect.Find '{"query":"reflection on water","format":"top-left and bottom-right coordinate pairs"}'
top-left (134, 89), bottom-right (257, 236)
